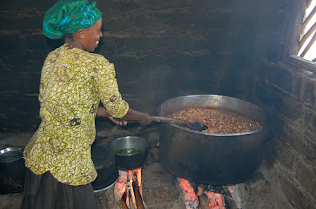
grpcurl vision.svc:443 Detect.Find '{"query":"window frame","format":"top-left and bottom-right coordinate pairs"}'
top-left (298, 0), bottom-right (316, 61)
top-left (280, 0), bottom-right (316, 73)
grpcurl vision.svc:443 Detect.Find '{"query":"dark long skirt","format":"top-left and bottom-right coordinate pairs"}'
top-left (21, 168), bottom-right (97, 209)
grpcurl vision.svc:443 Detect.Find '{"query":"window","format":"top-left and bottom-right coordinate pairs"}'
top-left (297, 0), bottom-right (316, 62)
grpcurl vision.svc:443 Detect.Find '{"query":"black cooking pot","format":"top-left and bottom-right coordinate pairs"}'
top-left (0, 147), bottom-right (27, 194)
top-left (91, 145), bottom-right (118, 191)
top-left (107, 136), bottom-right (149, 170)
top-left (158, 95), bottom-right (271, 185)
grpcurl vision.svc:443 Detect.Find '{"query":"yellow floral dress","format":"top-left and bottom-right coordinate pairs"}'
top-left (24, 44), bottom-right (129, 186)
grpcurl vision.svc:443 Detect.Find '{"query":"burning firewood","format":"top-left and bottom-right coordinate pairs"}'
top-left (129, 190), bottom-right (135, 209)
top-left (198, 194), bottom-right (210, 209)
top-left (117, 191), bottom-right (128, 209)
top-left (132, 180), bottom-right (145, 209)
top-left (208, 192), bottom-right (225, 208)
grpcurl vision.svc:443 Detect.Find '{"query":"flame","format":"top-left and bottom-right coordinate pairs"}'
top-left (114, 168), bottom-right (144, 208)
top-left (116, 171), bottom-right (225, 209)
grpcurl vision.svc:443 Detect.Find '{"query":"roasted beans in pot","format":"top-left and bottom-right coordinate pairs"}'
top-left (172, 107), bottom-right (263, 134)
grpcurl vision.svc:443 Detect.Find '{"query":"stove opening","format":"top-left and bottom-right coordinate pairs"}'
top-left (114, 168), bottom-right (145, 209)
top-left (178, 177), bottom-right (226, 209)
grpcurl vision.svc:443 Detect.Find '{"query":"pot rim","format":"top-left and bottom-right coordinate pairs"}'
top-left (157, 94), bottom-right (270, 136)
top-left (168, 123), bottom-right (267, 136)
top-left (107, 136), bottom-right (150, 156)
top-left (93, 179), bottom-right (116, 193)
top-left (0, 147), bottom-right (24, 164)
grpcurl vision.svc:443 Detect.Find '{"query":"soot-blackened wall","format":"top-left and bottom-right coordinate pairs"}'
top-left (0, 0), bottom-right (280, 131)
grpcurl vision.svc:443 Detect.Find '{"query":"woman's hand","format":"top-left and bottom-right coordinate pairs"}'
top-left (136, 112), bottom-right (153, 126)
top-left (108, 116), bottom-right (128, 126)
top-left (122, 108), bottom-right (153, 126)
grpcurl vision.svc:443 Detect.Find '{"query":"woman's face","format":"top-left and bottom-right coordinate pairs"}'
top-left (82, 18), bottom-right (103, 52)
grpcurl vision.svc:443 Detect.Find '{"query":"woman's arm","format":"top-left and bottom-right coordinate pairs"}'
top-left (96, 106), bottom-right (109, 117)
top-left (97, 107), bottom-right (152, 126)
top-left (96, 107), bottom-right (127, 126)
top-left (121, 108), bottom-right (152, 126)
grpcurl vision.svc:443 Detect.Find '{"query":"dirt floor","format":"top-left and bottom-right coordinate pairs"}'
top-left (0, 192), bottom-right (23, 209)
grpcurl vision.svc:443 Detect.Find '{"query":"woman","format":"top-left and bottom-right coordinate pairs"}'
top-left (21, 0), bottom-right (152, 208)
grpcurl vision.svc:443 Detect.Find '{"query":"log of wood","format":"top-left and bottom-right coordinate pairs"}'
top-left (196, 184), bottom-right (206, 197)
top-left (129, 190), bottom-right (135, 209)
top-left (132, 181), bottom-right (145, 209)
top-left (117, 198), bottom-right (128, 209)
top-left (117, 192), bottom-right (128, 209)
top-left (198, 194), bottom-right (210, 209)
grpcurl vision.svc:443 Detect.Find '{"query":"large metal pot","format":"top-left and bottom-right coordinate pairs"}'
top-left (158, 95), bottom-right (270, 185)
top-left (0, 147), bottom-right (27, 194)
top-left (107, 136), bottom-right (149, 170)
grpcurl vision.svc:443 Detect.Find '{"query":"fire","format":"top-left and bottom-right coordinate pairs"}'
top-left (177, 178), bottom-right (199, 209)
top-left (114, 168), bottom-right (145, 209)
top-left (177, 177), bottom-right (225, 209)
top-left (114, 170), bottom-right (226, 209)
top-left (207, 192), bottom-right (225, 209)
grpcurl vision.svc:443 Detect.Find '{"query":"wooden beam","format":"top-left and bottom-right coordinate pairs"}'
top-left (299, 22), bottom-right (316, 48)
top-left (303, 5), bottom-right (316, 30)
top-left (299, 30), bottom-right (316, 58)
top-left (282, 55), bottom-right (316, 73)
top-left (280, 0), bottom-right (307, 59)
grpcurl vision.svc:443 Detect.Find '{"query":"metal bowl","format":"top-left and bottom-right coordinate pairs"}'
top-left (107, 136), bottom-right (150, 170)
top-left (0, 147), bottom-right (26, 194)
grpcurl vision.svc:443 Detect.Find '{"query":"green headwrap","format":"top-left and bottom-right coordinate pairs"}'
top-left (43, 0), bottom-right (102, 39)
